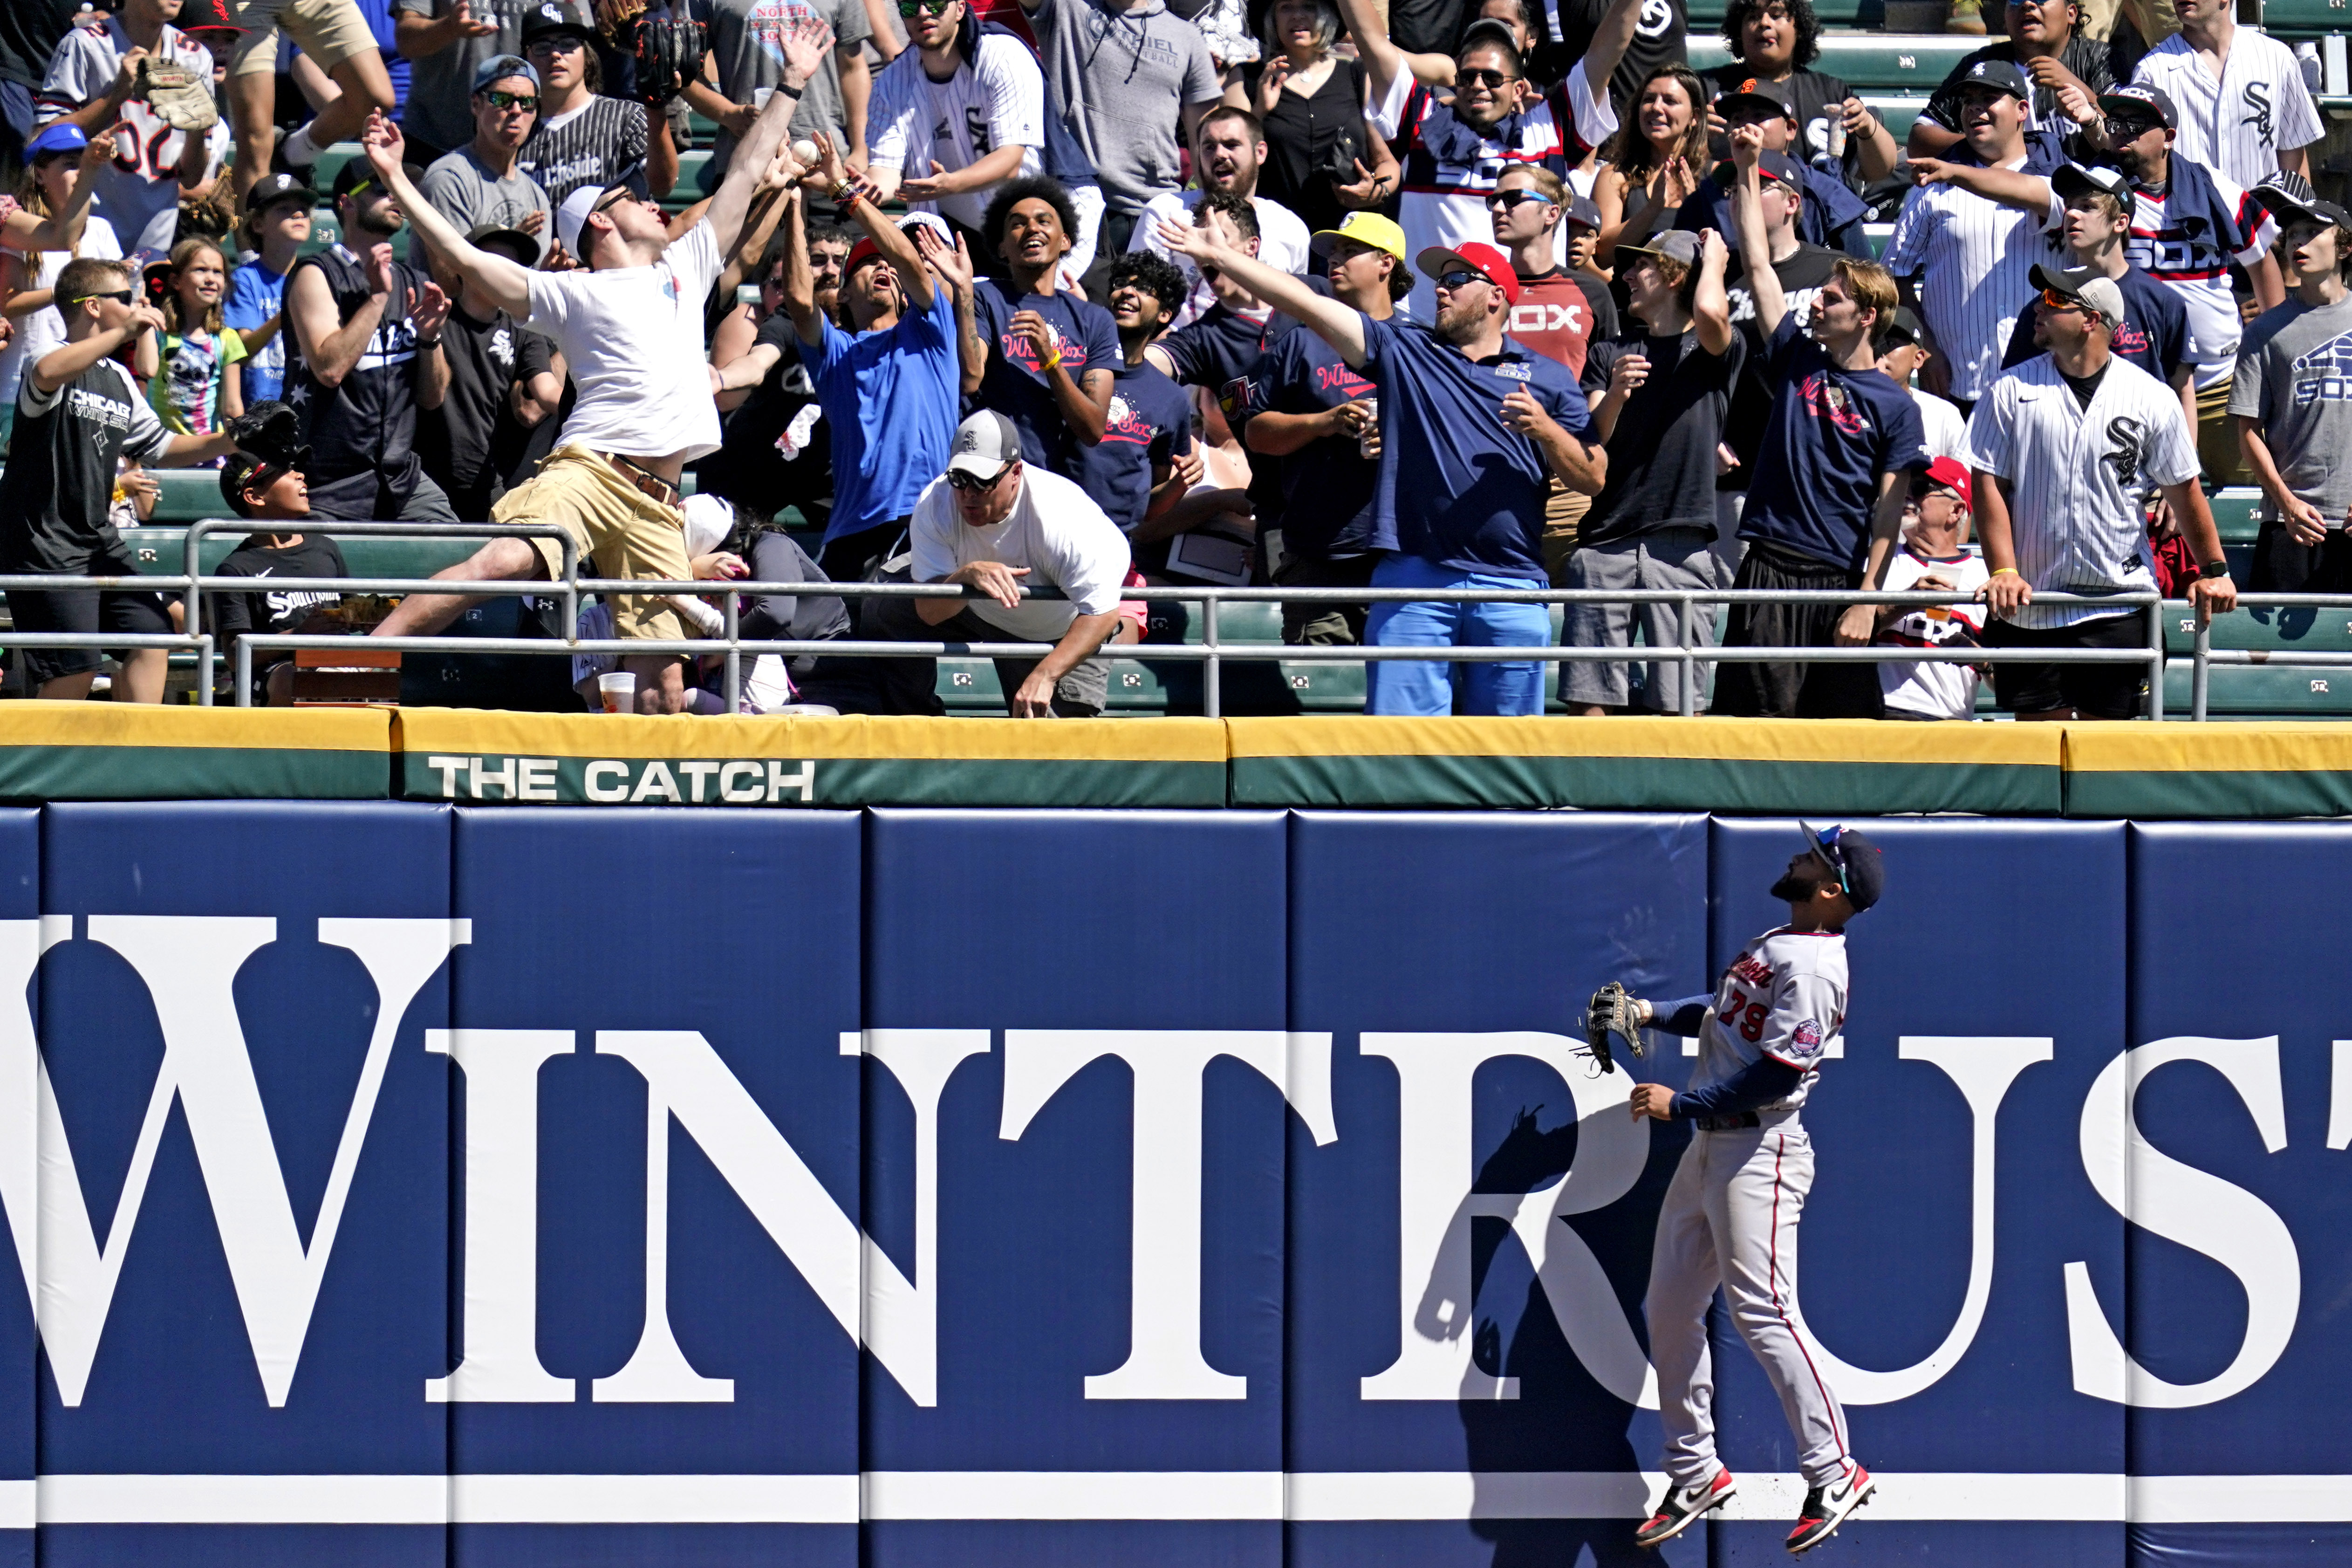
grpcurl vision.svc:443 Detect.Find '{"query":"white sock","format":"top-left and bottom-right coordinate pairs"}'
top-left (280, 123), bottom-right (323, 165)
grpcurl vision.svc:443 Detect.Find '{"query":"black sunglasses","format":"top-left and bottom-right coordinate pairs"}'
top-left (484, 89), bottom-right (537, 111)
top-left (898, 0), bottom-right (954, 13)
top-left (591, 186), bottom-right (634, 218)
top-left (1486, 188), bottom-right (1546, 211)
top-left (72, 289), bottom-right (136, 305)
top-left (1458, 67), bottom-right (1518, 90)
top-left (1434, 267), bottom-right (1489, 293)
top-left (946, 463), bottom-right (1013, 492)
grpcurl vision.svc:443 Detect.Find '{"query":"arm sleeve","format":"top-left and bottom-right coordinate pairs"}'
top-left (1179, 27), bottom-right (1220, 104)
top-left (1669, 1055), bottom-right (1807, 1119)
top-left (2143, 380), bottom-right (2202, 487)
top-left (1054, 506), bottom-right (1130, 615)
top-left (983, 37), bottom-right (1046, 151)
top-left (2227, 341), bottom-right (2265, 418)
top-left (1880, 390), bottom-right (1928, 473)
top-left (866, 65), bottom-right (912, 172)
top-left (522, 270), bottom-right (581, 334)
top-left (1561, 65), bottom-right (1617, 157)
top-left (1762, 966), bottom-right (1843, 1070)
top-left (1079, 302), bottom-right (1118, 378)
top-left (2278, 54), bottom-right (2325, 151)
top-left (1541, 365), bottom-right (1594, 440)
top-left (1367, 71), bottom-right (1413, 142)
top-left (833, 0), bottom-right (873, 51)
top-left (1649, 995), bottom-right (1713, 1036)
top-left (2232, 200), bottom-right (2278, 270)
top-left (1880, 187), bottom-right (1932, 279)
top-left (1961, 384), bottom-right (2010, 477)
top-left (120, 380), bottom-right (174, 463)
top-left (908, 484), bottom-right (957, 583)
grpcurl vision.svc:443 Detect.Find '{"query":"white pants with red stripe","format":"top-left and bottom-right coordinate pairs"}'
top-left (1645, 1116), bottom-right (1853, 1491)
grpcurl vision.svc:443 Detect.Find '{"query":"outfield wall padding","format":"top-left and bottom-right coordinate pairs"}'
top-left (3, 803), bottom-right (2345, 1565)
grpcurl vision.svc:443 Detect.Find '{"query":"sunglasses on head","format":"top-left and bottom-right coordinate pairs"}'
top-left (72, 289), bottom-right (135, 306)
top-left (485, 89), bottom-right (537, 110)
top-left (1458, 67), bottom-right (1517, 90)
top-left (1808, 825), bottom-right (1852, 895)
top-left (946, 463), bottom-right (1012, 492)
top-left (1486, 188), bottom-right (1546, 211)
top-left (1434, 267), bottom-right (1490, 293)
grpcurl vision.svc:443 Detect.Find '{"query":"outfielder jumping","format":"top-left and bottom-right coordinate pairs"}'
top-left (1592, 822), bottom-right (1885, 1555)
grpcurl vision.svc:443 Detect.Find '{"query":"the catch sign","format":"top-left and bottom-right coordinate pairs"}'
top-left (3, 803), bottom-right (2348, 1568)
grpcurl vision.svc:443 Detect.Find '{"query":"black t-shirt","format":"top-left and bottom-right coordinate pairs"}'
top-left (1699, 64), bottom-right (1856, 178)
top-left (0, 0), bottom-right (78, 88)
top-left (1574, 270), bottom-right (1621, 344)
top-left (287, 245), bottom-right (430, 489)
top-left (1580, 328), bottom-right (1747, 541)
top-left (1158, 302), bottom-right (1300, 536)
top-left (736, 530), bottom-right (852, 675)
top-left (2059, 361), bottom-right (2110, 411)
top-left (420, 301), bottom-right (554, 494)
top-left (1922, 37), bottom-right (2114, 138)
top-left (0, 358), bottom-right (173, 573)
top-left (698, 308), bottom-right (833, 521)
top-left (207, 533), bottom-right (350, 656)
top-left (1545, 0), bottom-right (1684, 118)
top-left (1721, 241), bottom-right (1845, 483)
top-left (1238, 57), bottom-right (1372, 238)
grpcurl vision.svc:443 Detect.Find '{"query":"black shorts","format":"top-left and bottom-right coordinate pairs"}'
top-left (1982, 609), bottom-right (2150, 719)
top-left (8, 568), bottom-right (176, 688)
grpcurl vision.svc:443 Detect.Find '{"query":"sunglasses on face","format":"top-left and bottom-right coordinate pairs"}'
top-left (2104, 115), bottom-right (2160, 137)
top-left (899, 0), bottom-right (955, 13)
top-left (528, 34), bottom-right (585, 51)
top-left (1458, 68), bottom-right (1517, 91)
top-left (592, 187), bottom-right (634, 219)
top-left (1434, 268), bottom-right (1490, 293)
top-left (72, 290), bottom-right (135, 306)
top-left (485, 90), bottom-right (537, 110)
top-left (2040, 287), bottom-right (2085, 312)
top-left (946, 463), bottom-right (1012, 492)
top-left (1487, 188), bottom-right (1546, 211)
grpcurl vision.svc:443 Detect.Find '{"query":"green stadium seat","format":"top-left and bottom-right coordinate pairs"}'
top-left (1689, 0), bottom-right (1873, 30)
top-left (938, 656), bottom-right (1003, 710)
top-left (2164, 600), bottom-right (2352, 654)
top-left (298, 207), bottom-right (344, 257)
top-left (2208, 487), bottom-right (2262, 545)
top-left (2254, 0), bottom-right (2348, 37)
top-left (313, 144), bottom-right (361, 193)
top-left (2164, 663), bottom-right (2352, 714)
top-left (670, 150), bottom-right (713, 205)
top-left (1279, 658), bottom-right (1366, 711)
top-left (1685, 34), bottom-right (1986, 89)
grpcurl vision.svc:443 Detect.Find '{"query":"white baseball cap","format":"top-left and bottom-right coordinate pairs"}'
top-left (683, 493), bottom-right (734, 559)
top-left (945, 410), bottom-right (1022, 479)
top-left (554, 184), bottom-right (603, 260)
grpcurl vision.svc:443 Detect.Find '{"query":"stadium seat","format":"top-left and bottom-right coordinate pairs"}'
top-left (2208, 487), bottom-right (2261, 546)
top-left (2253, 0), bottom-right (2346, 36)
top-left (1685, 34), bottom-right (1983, 89)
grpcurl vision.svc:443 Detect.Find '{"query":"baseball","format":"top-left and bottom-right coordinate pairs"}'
top-left (791, 138), bottom-right (819, 166)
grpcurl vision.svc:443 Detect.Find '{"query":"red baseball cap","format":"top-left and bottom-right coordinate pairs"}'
top-left (843, 237), bottom-right (884, 275)
top-left (1921, 456), bottom-right (1971, 497)
top-left (1415, 241), bottom-right (1520, 305)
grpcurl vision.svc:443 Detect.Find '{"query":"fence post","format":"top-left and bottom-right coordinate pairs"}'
top-left (723, 590), bottom-right (741, 716)
top-left (1202, 592), bottom-right (1220, 720)
top-left (234, 634), bottom-right (253, 709)
top-left (2145, 599), bottom-right (2167, 721)
top-left (2192, 615), bottom-right (2211, 723)
top-left (1678, 595), bottom-right (1697, 718)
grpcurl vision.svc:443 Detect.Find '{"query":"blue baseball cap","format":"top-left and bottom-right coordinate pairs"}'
top-left (25, 122), bottom-right (89, 160)
top-left (472, 54), bottom-right (540, 94)
top-left (1797, 821), bottom-right (1885, 912)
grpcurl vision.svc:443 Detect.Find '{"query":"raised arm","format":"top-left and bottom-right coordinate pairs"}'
top-left (778, 183), bottom-right (824, 350)
top-left (1577, 0), bottom-right (1645, 103)
top-left (707, 17), bottom-right (834, 258)
top-left (3, 133), bottom-right (111, 254)
top-left (1330, 0), bottom-right (1414, 108)
top-left (1727, 127), bottom-right (1785, 340)
top-left (911, 224), bottom-right (986, 395)
top-left (811, 133), bottom-right (935, 310)
top-left (359, 111), bottom-right (533, 317)
top-left (1693, 227), bottom-right (1733, 356)
top-left (1156, 215), bottom-right (1369, 367)
top-left (1908, 157), bottom-right (2054, 219)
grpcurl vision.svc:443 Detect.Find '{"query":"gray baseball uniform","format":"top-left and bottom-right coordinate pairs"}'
top-left (1645, 926), bottom-right (1854, 1493)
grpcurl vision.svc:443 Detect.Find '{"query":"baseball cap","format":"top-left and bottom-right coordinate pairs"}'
top-left (1565, 192), bottom-right (1602, 230)
top-left (472, 53), bottom-right (540, 94)
top-left (520, 0), bottom-right (595, 47)
top-left (331, 156), bottom-right (421, 200)
top-left (945, 410), bottom-right (1022, 480)
top-left (898, 210), bottom-right (954, 250)
top-left (1714, 76), bottom-right (1796, 120)
top-left (2051, 162), bottom-right (2131, 204)
top-left (1879, 303), bottom-right (1925, 346)
top-left (1620, 229), bottom-right (1702, 267)
top-left (177, 0), bottom-right (246, 31)
top-left (555, 182), bottom-right (623, 258)
top-left (1312, 210), bottom-right (1409, 260)
top-left (467, 219), bottom-right (541, 266)
top-left (24, 122), bottom-right (88, 160)
top-left (1958, 58), bottom-right (2031, 101)
top-left (1415, 240), bottom-right (1520, 304)
top-left (1918, 455), bottom-right (1970, 498)
top-left (1798, 822), bottom-right (1885, 913)
top-left (2032, 261), bottom-right (2126, 331)
top-left (1754, 149), bottom-right (1803, 189)
top-left (843, 236), bottom-right (886, 275)
top-left (2253, 174), bottom-right (2352, 233)
top-left (245, 169), bottom-right (316, 213)
top-left (2098, 83), bottom-right (2176, 129)
top-left (1456, 17), bottom-right (1522, 57)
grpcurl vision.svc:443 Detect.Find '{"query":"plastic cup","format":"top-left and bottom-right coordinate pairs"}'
top-left (1357, 396), bottom-right (1380, 459)
top-left (598, 671), bottom-right (637, 714)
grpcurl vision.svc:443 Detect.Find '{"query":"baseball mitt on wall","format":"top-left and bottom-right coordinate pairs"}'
top-left (1585, 981), bottom-right (1647, 1075)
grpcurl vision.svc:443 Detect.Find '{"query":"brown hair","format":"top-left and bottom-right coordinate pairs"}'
top-left (54, 255), bottom-right (130, 308)
top-left (1600, 66), bottom-right (1711, 187)
top-left (162, 236), bottom-right (229, 336)
top-left (1834, 256), bottom-right (1899, 334)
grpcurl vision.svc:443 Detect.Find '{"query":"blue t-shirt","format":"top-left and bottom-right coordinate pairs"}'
top-left (812, 282), bottom-right (962, 542)
top-left (1074, 358), bottom-right (1192, 534)
top-left (971, 278), bottom-right (1119, 477)
top-left (2001, 262), bottom-right (2188, 383)
top-left (1157, 303), bottom-right (1297, 419)
top-left (1360, 314), bottom-right (1594, 579)
top-left (224, 259), bottom-right (291, 405)
top-left (1738, 315), bottom-right (1929, 574)
top-left (1245, 326), bottom-right (1380, 561)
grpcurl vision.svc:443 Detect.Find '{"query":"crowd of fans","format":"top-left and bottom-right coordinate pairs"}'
top-left (0, 0), bottom-right (2338, 717)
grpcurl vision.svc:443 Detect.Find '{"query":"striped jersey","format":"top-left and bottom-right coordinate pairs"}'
top-left (1369, 66), bottom-right (1615, 322)
top-left (866, 33), bottom-right (1045, 235)
top-left (1961, 352), bottom-right (2199, 629)
top-left (2130, 29), bottom-right (2323, 191)
top-left (517, 95), bottom-right (651, 210)
top-left (35, 18), bottom-right (222, 261)
top-left (1882, 147), bottom-right (2063, 402)
top-left (2124, 177), bottom-right (2275, 391)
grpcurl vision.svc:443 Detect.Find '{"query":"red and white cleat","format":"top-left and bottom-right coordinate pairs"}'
top-left (1635, 1466), bottom-right (1737, 1550)
top-left (1786, 1464), bottom-right (1875, 1555)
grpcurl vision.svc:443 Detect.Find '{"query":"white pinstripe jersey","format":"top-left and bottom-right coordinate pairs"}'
top-left (2131, 30), bottom-right (2323, 192)
top-left (1882, 158), bottom-right (2062, 403)
top-left (1962, 353), bottom-right (2200, 630)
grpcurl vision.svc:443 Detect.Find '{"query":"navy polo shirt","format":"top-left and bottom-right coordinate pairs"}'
top-left (972, 279), bottom-right (1121, 475)
top-left (1074, 358), bottom-right (1194, 534)
top-left (1359, 313), bottom-right (1594, 579)
top-left (1738, 315), bottom-right (1928, 574)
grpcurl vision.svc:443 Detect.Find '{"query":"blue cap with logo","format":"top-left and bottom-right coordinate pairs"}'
top-left (1797, 821), bottom-right (1885, 913)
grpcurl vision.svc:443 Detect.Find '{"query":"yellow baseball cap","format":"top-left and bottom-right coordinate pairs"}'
top-left (1311, 211), bottom-right (1408, 261)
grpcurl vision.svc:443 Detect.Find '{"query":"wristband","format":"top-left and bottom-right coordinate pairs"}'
top-left (1040, 351), bottom-right (1062, 370)
top-left (417, 336), bottom-right (441, 348)
top-left (1990, 566), bottom-right (2017, 578)
top-left (775, 82), bottom-right (805, 100)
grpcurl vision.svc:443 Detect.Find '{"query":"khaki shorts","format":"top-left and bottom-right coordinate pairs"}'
top-left (1543, 483), bottom-right (1591, 587)
top-left (493, 445), bottom-right (692, 642)
top-left (230, 0), bottom-right (377, 77)
top-left (2196, 375), bottom-right (2249, 487)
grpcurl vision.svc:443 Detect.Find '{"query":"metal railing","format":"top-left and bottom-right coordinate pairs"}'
top-left (3, 520), bottom-right (2346, 721)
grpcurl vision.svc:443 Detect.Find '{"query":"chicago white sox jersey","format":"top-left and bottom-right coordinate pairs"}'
top-left (2131, 30), bottom-right (2323, 191)
top-left (1882, 157), bottom-right (2063, 403)
top-left (1962, 352), bottom-right (2199, 629)
top-left (867, 35), bottom-right (1046, 235)
top-left (2127, 180), bottom-right (2275, 390)
top-left (1370, 66), bottom-right (1616, 323)
top-left (36, 19), bottom-right (224, 262)
top-left (1688, 927), bottom-right (1848, 1113)
top-left (1877, 544), bottom-right (1990, 719)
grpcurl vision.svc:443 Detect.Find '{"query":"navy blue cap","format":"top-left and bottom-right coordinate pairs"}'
top-left (1960, 58), bottom-right (2031, 101)
top-left (1798, 821), bottom-right (1885, 913)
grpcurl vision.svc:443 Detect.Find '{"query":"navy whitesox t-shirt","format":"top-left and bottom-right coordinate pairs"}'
top-left (1738, 315), bottom-right (1928, 574)
top-left (1156, 303), bottom-right (1299, 429)
top-left (2001, 263), bottom-right (2188, 382)
top-left (1075, 358), bottom-right (1194, 534)
top-left (971, 279), bottom-right (1119, 472)
top-left (1359, 313), bottom-right (1595, 578)
top-left (1244, 327), bottom-right (1381, 561)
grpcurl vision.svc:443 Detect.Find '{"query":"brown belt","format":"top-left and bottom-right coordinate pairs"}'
top-left (600, 452), bottom-right (682, 509)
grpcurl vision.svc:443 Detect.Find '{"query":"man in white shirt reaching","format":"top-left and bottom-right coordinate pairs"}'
top-left (363, 16), bottom-right (836, 714)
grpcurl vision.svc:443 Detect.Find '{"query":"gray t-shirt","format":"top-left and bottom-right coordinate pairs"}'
top-left (2229, 293), bottom-right (2352, 527)
top-left (694, 0), bottom-right (872, 177)
top-left (409, 145), bottom-right (553, 265)
top-left (1028, 0), bottom-right (1219, 215)
top-left (394, 0), bottom-right (590, 157)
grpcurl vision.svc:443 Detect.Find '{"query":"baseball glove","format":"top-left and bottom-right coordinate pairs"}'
top-left (227, 400), bottom-right (310, 472)
top-left (633, 16), bottom-right (708, 108)
top-left (1585, 982), bottom-right (1647, 1076)
top-left (139, 57), bottom-right (219, 135)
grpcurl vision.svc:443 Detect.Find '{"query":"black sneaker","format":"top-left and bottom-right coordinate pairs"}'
top-left (1634, 1467), bottom-right (1737, 1549)
top-left (1785, 1464), bottom-right (1874, 1555)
